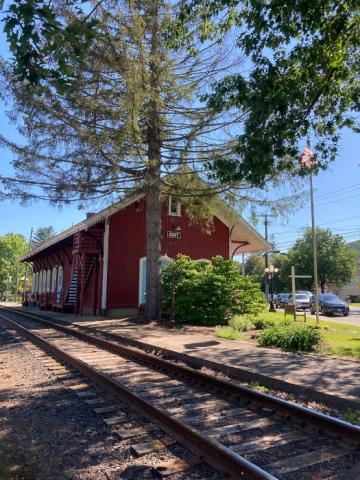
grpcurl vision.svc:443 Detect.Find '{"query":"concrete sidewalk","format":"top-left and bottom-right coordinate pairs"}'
top-left (4, 304), bottom-right (360, 410)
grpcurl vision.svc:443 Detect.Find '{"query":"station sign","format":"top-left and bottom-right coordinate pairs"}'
top-left (167, 230), bottom-right (181, 240)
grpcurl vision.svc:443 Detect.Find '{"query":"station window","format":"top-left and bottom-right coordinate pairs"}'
top-left (51, 267), bottom-right (57, 293)
top-left (168, 196), bottom-right (181, 216)
top-left (46, 270), bottom-right (51, 292)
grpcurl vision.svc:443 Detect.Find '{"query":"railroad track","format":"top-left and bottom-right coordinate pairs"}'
top-left (1, 307), bottom-right (359, 480)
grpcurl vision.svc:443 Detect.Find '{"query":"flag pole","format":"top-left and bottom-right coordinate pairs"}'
top-left (300, 141), bottom-right (320, 325)
top-left (309, 171), bottom-right (320, 324)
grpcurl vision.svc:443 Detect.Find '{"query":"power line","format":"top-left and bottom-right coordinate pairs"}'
top-left (316, 192), bottom-right (360, 207)
top-left (315, 183), bottom-right (360, 200)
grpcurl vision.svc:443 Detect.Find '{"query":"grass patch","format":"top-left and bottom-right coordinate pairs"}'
top-left (350, 302), bottom-right (360, 307)
top-left (214, 326), bottom-right (244, 340)
top-left (216, 309), bottom-right (360, 360)
top-left (258, 321), bottom-right (323, 352)
top-left (255, 311), bottom-right (360, 360)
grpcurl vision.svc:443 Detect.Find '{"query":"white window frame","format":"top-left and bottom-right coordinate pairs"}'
top-left (51, 267), bottom-right (57, 293)
top-left (168, 196), bottom-right (181, 217)
top-left (56, 266), bottom-right (63, 303)
top-left (46, 269), bottom-right (51, 292)
top-left (138, 255), bottom-right (174, 306)
top-left (42, 270), bottom-right (47, 293)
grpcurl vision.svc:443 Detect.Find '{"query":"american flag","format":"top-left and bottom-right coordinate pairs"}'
top-left (300, 146), bottom-right (315, 167)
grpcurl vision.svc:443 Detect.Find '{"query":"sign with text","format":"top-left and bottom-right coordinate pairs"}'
top-left (167, 230), bottom-right (181, 240)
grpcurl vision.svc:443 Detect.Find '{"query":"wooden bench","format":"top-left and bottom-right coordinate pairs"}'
top-left (284, 304), bottom-right (307, 322)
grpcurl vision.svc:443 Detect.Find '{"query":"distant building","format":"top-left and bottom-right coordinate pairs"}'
top-left (338, 256), bottom-right (360, 301)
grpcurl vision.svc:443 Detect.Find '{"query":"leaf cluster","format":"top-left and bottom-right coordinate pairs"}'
top-left (1, 0), bottom-right (98, 92)
top-left (257, 320), bottom-right (323, 352)
top-left (162, 254), bottom-right (266, 325)
top-left (171, 0), bottom-right (360, 187)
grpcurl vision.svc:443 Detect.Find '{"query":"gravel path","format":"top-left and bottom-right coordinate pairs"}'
top-left (0, 320), bottom-right (217, 480)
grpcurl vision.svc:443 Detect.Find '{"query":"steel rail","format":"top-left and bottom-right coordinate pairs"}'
top-left (0, 310), bottom-right (277, 480)
top-left (2, 306), bottom-right (360, 446)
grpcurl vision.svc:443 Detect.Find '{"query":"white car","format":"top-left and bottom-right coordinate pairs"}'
top-left (288, 293), bottom-right (311, 310)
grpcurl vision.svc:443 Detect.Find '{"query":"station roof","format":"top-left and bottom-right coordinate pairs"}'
top-left (21, 175), bottom-right (271, 262)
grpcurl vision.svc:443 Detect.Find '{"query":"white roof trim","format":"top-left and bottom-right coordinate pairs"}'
top-left (20, 193), bottom-right (143, 261)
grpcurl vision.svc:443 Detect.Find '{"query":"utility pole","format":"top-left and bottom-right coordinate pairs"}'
top-left (22, 227), bottom-right (33, 303)
top-left (258, 214), bottom-right (276, 301)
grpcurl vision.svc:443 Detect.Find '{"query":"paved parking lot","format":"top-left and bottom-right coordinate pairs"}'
top-left (280, 305), bottom-right (360, 326)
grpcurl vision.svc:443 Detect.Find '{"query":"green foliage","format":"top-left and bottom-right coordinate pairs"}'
top-left (228, 315), bottom-right (252, 332)
top-left (258, 321), bottom-right (323, 352)
top-left (285, 228), bottom-right (357, 292)
top-left (344, 408), bottom-right (359, 425)
top-left (32, 226), bottom-right (55, 247)
top-left (214, 325), bottom-right (244, 340)
top-left (251, 316), bottom-right (276, 330)
top-left (162, 255), bottom-right (266, 325)
top-left (1, 0), bottom-right (98, 91)
top-left (0, 233), bottom-right (29, 298)
top-left (171, 0), bottom-right (359, 187)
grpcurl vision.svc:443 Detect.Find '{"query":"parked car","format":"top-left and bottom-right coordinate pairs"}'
top-left (346, 295), bottom-right (360, 303)
top-left (297, 290), bottom-right (313, 300)
top-left (276, 293), bottom-right (290, 308)
top-left (287, 293), bottom-right (311, 310)
top-left (311, 294), bottom-right (350, 316)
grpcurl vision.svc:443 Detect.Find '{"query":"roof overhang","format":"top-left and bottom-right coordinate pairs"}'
top-left (20, 170), bottom-right (271, 262)
top-left (20, 193), bottom-right (143, 262)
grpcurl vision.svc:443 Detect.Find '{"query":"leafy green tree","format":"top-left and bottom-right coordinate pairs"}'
top-left (0, 233), bottom-right (29, 299)
top-left (244, 253), bottom-right (289, 292)
top-left (170, 0), bottom-right (359, 186)
top-left (0, 0), bottom-right (242, 320)
top-left (271, 253), bottom-right (290, 293)
top-left (32, 226), bottom-right (56, 247)
top-left (0, 0), bottom-right (300, 320)
top-left (286, 228), bottom-right (356, 293)
top-left (162, 255), bottom-right (266, 325)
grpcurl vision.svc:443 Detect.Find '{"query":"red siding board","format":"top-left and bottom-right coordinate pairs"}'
top-left (107, 199), bottom-right (229, 309)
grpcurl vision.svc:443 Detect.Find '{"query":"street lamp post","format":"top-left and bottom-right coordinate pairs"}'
top-left (265, 265), bottom-right (279, 312)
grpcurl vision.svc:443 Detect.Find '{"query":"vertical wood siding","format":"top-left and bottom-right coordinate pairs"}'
top-left (107, 198), bottom-right (229, 309)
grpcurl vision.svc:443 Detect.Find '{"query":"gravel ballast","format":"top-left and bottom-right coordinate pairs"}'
top-left (0, 320), bottom-right (217, 480)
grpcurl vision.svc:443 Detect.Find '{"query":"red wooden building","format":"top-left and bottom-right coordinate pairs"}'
top-left (21, 192), bottom-right (270, 316)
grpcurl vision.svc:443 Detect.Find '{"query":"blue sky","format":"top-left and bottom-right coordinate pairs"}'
top-left (0, 19), bottom-right (359, 251)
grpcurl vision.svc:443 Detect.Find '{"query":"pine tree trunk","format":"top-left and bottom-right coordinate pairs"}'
top-left (144, 0), bottom-right (163, 321)
top-left (144, 164), bottom-right (162, 321)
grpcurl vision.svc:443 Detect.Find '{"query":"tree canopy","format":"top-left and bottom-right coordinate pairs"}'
top-left (0, 0), bottom-right (305, 319)
top-left (32, 226), bottom-right (56, 247)
top-left (0, 233), bottom-right (29, 299)
top-left (170, 0), bottom-right (359, 186)
top-left (285, 228), bottom-right (356, 292)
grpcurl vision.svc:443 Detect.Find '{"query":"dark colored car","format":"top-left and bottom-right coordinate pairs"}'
top-left (288, 293), bottom-right (311, 310)
top-left (276, 293), bottom-right (290, 308)
top-left (311, 294), bottom-right (350, 316)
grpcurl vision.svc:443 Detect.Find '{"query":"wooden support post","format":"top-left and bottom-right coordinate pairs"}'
top-left (79, 253), bottom-right (85, 316)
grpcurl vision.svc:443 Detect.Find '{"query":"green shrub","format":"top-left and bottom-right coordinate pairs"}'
top-left (252, 316), bottom-right (276, 330)
top-left (162, 255), bottom-right (266, 325)
top-left (214, 326), bottom-right (244, 340)
top-left (257, 322), bottom-right (323, 352)
top-left (229, 315), bottom-right (252, 332)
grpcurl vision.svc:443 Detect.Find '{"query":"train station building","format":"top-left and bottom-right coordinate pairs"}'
top-left (21, 190), bottom-right (270, 316)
